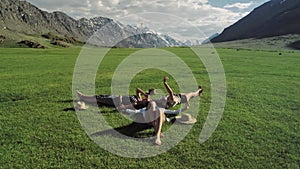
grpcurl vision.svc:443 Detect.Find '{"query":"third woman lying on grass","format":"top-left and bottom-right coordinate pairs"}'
top-left (77, 76), bottom-right (203, 110)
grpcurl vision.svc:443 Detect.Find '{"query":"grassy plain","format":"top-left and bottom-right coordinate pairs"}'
top-left (0, 47), bottom-right (299, 168)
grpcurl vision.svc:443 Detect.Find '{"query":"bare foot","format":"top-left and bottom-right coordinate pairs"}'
top-left (163, 76), bottom-right (169, 82)
top-left (76, 90), bottom-right (84, 98)
top-left (155, 138), bottom-right (162, 145)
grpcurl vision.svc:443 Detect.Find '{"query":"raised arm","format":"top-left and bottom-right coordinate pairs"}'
top-left (163, 76), bottom-right (174, 101)
top-left (136, 87), bottom-right (148, 101)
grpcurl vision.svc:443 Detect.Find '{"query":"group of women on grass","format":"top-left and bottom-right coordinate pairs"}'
top-left (76, 76), bottom-right (203, 145)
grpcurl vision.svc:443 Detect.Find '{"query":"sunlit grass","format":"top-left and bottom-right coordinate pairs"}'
top-left (0, 47), bottom-right (299, 168)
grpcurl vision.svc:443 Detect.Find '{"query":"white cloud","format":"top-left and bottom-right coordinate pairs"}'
top-left (224, 2), bottom-right (254, 10)
top-left (110, 0), bottom-right (120, 6)
top-left (86, 0), bottom-right (92, 8)
top-left (97, 1), bottom-right (104, 7)
top-left (26, 0), bottom-right (259, 42)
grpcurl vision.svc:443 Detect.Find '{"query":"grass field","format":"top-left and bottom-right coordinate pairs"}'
top-left (0, 46), bottom-right (299, 168)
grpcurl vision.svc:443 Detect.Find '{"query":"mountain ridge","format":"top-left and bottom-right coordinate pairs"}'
top-left (0, 0), bottom-right (183, 48)
top-left (211, 0), bottom-right (300, 43)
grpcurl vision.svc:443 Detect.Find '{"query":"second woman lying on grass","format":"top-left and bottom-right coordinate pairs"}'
top-left (76, 76), bottom-right (203, 110)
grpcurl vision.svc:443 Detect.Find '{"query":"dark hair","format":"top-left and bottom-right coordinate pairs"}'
top-left (147, 88), bottom-right (156, 95)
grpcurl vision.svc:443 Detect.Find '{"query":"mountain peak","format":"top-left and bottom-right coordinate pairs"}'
top-left (0, 0), bottom-right (183, 48)
top-left (211, 0), bottom-right (300, 42)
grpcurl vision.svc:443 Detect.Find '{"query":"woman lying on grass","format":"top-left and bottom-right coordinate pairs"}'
top-left (76, 87), bottom-right (156, 109)
top-left (119, 76), bottom-right (203, 109)
top-left (124, 102), bottom-right (190, 117)
top-left (162, 76), bottom-right (203, 108)
top-left (128, 101), bottom-right (195, 145)
top-left (77, 77), bottom-right (203, 110)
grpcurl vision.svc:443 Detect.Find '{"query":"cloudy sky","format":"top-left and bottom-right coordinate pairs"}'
top-left (26, 0), bottom-right (269, 42)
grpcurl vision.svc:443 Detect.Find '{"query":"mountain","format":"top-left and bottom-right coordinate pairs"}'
top-left (201, 33), bottom-right (219, 44)
top-left (211, 0), bottom-right (300, 43)
top-left (0, 0), bottom-right (182, 48)
top-left (0, 0), bottom-right (91, 41)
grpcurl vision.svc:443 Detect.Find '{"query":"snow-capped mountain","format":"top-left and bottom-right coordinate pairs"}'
top-left (0, 0), bottom-right (184, 48)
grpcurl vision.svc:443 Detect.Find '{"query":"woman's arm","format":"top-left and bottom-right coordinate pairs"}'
top-left (163, 76), bottom-right (174, 101)
top-left (136, 87), bottom-right (148, 101)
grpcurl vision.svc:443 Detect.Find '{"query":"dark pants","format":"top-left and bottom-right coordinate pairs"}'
top-left (95, 95), bottom-right (134, 107)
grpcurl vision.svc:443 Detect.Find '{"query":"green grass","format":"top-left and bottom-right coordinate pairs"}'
top-left (0, 47), bottom-right (299, 168)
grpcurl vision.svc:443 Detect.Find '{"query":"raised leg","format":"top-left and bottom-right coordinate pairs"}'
top-left (180, 86), bottom-right (203, 103)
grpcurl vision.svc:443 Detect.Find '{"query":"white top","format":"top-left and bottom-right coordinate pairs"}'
top-left (125, 107), bottom-right (181, 122)
top-left (125, 108), bottom-right (181, 115)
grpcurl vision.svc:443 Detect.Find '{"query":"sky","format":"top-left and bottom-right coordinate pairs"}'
top-left (26, 0), bottom-right (270, 43)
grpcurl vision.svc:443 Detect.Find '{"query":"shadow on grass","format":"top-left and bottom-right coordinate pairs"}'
top-left (90, 113), bottom-right (152, 138)
top-left (91, 122), bottom-right (153, 138)
top-left (90, 114), bottom-right (177, 139)
top-left (60, 100), bottom-right (178, 140)
top-left (60, 100), bottom-right (155, 138)
top-left (63, 107), bottom-right (76, 112)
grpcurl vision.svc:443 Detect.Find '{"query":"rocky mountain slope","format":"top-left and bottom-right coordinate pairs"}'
top-left (211, 0), bottom-right (300, 42)
top-left (0, 0), bottom-right (183, 48)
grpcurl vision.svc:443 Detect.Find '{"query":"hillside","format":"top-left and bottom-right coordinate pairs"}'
top-left (0, 0), bottom-right (91, 41)
top-left (206, 34), bottom-right (300, 51)
top-left (0, 0), bottom-right (183, 48)
top-left (211, 0), bottom-right (300, 43)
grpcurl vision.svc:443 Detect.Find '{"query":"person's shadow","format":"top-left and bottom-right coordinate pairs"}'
top-left (60, 99), bottom-right (77, 112)
top-left (90, 114), bottom-right (153, 138)
top-left (60, 100), bottom-right (176, 139)
top-left (63, 107), bottom-right (75, 111)
top-left (91, 122), bottom-right (153, 138)
top-left (90, 114), bottom-right (177, 140)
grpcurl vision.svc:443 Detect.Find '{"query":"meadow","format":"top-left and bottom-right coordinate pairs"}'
top-left (0, 46), bottom-right (299, 168)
